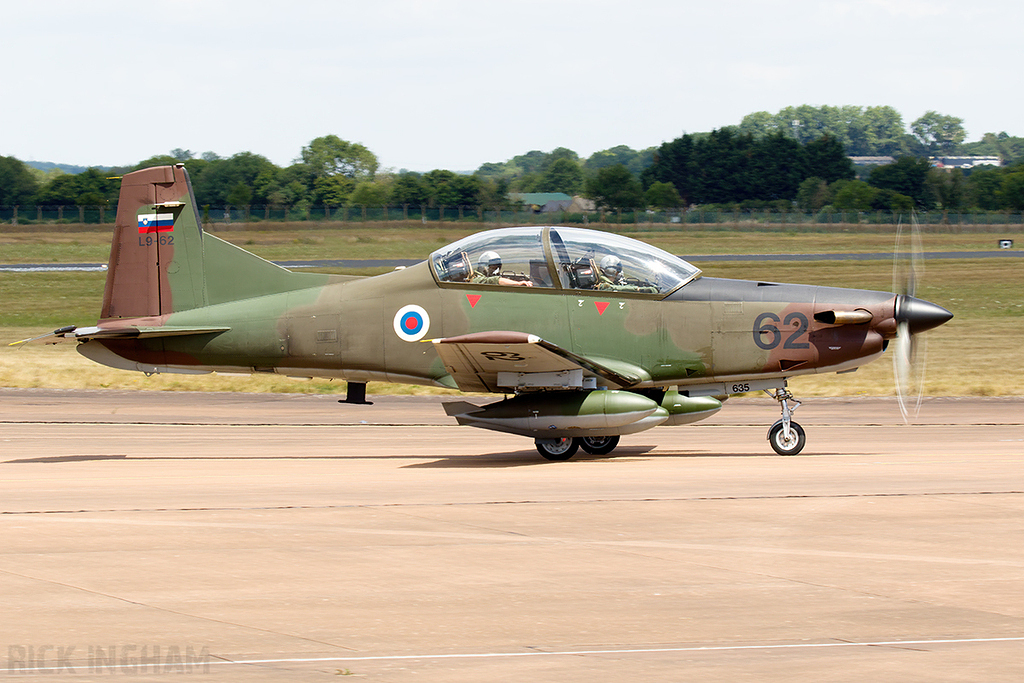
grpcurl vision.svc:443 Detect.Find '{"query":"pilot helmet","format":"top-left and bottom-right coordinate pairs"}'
top-left (599, 255), bottom-right (622, 277)
top-left (478, 250), bottom-right (501, 276)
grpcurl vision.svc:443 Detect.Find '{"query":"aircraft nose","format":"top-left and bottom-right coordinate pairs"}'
top-left (896, 296), bottom-right (953, 334)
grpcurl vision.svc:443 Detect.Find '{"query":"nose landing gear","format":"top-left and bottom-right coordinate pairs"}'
top-left (765, 385), bottom-right (805, 455)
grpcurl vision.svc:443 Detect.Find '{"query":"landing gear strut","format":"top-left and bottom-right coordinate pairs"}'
top-left (765, 385), bottom-right (805, 455)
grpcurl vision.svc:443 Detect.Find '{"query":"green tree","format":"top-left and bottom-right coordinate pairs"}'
top-left (644, 181), bottom-right (682, 208)
top-left (349, 176), bottom-right (394, 207)
top-left (507, 150), bottom-right (548, 176)
top-left (511, 172), bottom-right (543, 193)
top-left (796, 177), bottom-right (830, 212)
top-left (587, 164), bottom-right (644, 210)
top-left (537, 158), bottom-right (584, 195)
top-left (225, 182), bottom-right (252, 207)
top-left (450, 174), bottom-right (482, 206)
top-left (911, 111), bottom-right (966, 155)
top-left (475, 176), bottom-right (511, 209)
top-left (871, 189), bottom-right (914, 213)
top-left (313, 175), bottom-right (355, 206)
top-left (749, 132), bottom-right (807, 201)
top-left (34, 168), bottom-right (117, 205)
top-left (739, 104), bottom-right (909, 156)
top-left (804, 136), bottom-right (855, 183)
top-left (545, 147), bottom-right (580, 167)
top-left (925, 168), bottom-right (967, 210)
top-left (736, 111), bottom-right (780, 137)
top-left (190, 152), bottom-right (277, 206)
top-left (423, 170), bottom-right (481, 207)
top-left (600, 145), bottom-right (653, 176)
top-left (0, 156), bottom-right (39, 205)
top-left (1000, 170), bottom-right (1024, 211)
top-left (832, 179), bottom-right (878, 211)
top-left (262, 164), bottom-right (312, 206)
top-left (858, 106), bottom-right (906, 155)
top-left (961, 132), bottom-right (1024, 165)
top-left (869, 157), bottom-right (933, 209)
top-left (300, 135), bottom-right (378, 181)
top-left (966, 166), bottom-right (1005, 210)
top-left (391, 172), bottom-right (430, 206)
top-left (641, 134), bottom-right (697, 204)
top-left (424, 170), bottom-right (458, 207)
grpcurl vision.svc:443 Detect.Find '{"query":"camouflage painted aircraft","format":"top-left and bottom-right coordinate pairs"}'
top-left (15, 165), bottom-right (952, 459)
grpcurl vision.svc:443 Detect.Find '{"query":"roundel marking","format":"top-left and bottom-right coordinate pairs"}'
top-left (393, 304), bottom-right (430, 342)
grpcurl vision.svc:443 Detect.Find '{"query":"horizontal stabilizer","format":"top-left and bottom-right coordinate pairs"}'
top-left (10, 324), bottom-right (230, 346)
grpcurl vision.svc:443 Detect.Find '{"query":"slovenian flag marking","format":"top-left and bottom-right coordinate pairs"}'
top-left (138, 213), bottom-right (175, 233)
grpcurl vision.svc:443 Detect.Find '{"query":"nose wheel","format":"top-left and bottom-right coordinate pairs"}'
top-left (765, 385), bottom-right (805, 455)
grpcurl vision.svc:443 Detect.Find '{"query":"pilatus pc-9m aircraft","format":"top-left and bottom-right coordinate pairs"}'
top-left (16, 165), bottom-right (952, 459)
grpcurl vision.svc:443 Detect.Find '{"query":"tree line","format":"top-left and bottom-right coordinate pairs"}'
top-left (2, 105), bottom-right (1024, 216)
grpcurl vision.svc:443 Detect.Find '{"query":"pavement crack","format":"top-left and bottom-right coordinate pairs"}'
top-left (3, 490), bottom-right (1022, 517)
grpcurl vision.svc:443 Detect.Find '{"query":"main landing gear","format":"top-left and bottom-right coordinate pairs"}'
top-left (535, 435), bottom-right (621, 461)
top-left (765, 385), bottom-right (805, 455)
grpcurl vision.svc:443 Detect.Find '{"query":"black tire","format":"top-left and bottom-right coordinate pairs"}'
top-left (578, 435), bottom-right (620, 455)
top-left (535, 437), bottom-right (579, 461)
top-left (768, 421), bottom-right (806, 456)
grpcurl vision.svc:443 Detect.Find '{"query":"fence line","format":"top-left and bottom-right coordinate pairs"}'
top-left (1, 205), bottom-right (1023, 232)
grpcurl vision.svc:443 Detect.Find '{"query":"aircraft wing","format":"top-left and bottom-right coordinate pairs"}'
top-left (431, 331), bottom-right (644, 393)
top-left (9, 325), bottom-right (230, 346)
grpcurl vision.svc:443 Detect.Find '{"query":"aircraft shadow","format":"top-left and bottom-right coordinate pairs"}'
top-left (403, 445), bottom-right (662, 469)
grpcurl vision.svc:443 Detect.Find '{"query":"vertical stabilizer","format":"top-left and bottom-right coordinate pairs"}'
top-left (100, 164), bottom-right (338, 323)
top-left (100, 164), bottom-right (206, 320)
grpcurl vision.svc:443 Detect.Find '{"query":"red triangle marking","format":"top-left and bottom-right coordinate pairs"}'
top-left (595, 301), bottom-right (610, 315)
top-left (466, 294), bottom-right (482, 308)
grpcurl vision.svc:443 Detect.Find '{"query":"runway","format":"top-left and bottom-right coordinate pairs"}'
top-left (1, 389), bottom-right (1022, 681)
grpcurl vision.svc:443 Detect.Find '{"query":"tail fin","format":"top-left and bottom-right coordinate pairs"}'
top-left (100, 164), bottom-right (327, 321)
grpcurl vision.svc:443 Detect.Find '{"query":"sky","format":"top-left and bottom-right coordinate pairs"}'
top-left (3, 0), bottom-right (1022, 172)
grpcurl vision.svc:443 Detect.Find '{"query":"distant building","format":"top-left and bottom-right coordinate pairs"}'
top-left (930, 156), bottom-right (1001, 170)
top-left (849, 156), bottom-right (896, 167)
top-left (848, 155), bottom-right (1003, 171)
top-left (566, 196), bottom-right (596, 213)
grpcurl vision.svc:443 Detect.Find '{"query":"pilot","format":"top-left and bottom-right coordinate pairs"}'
top-left (596, 254), bottom-right (657, 293)
top-left (471, 251), bottom-right (533, 286)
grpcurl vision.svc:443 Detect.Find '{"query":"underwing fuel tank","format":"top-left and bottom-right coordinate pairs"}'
top-left (659, 391), bottom-right (724, 426)
top-left (443, 390), bottom-right (668, 438)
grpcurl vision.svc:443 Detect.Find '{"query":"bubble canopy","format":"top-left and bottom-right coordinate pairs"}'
top-left (430, 227), bottom-right (701, 295)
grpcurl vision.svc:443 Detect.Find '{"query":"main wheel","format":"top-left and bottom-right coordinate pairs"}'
top-left (768, 421), bottom-right (806, 455)
top-left (535, 437), bottom-right (579, 461)
top-left (578, 435), bottom-right (620, 455)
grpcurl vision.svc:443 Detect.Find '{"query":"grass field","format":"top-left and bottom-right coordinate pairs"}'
top-left (0, 224), bottom-right (1017, 263)
top-left (1, 226), bottom-right (1021, 397)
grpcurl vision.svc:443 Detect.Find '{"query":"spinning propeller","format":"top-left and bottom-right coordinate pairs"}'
top-left (891, 213), bottom-right (952, 421)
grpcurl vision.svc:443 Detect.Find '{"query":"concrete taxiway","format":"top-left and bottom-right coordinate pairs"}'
top-left (1, 389), bottom-right (1022, 681)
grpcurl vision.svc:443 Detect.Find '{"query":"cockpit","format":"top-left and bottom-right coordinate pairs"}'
top-left (430, 227), bottom-right (701, 296)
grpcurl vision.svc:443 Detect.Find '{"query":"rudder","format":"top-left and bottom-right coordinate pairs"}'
top-left (100, 164), bottom-right (206, 320)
